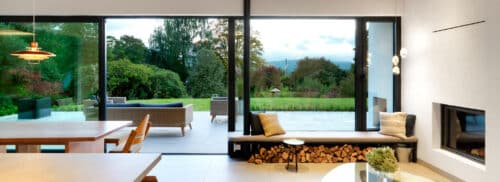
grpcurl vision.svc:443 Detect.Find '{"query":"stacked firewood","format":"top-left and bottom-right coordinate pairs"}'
top-left (248, 144), bottom-right (374, 164)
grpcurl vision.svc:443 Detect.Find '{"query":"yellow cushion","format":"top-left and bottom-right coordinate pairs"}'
top-left (379, 112), bottom-right (407, 139)
top-left (258, 113), bottom-right (286, 137)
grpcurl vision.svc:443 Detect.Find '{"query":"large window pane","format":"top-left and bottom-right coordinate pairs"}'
top-left (0, 21), bottom-right (99, 150)
top-left (106, 18), bottom-right (229, 153)
top-left (366, 22), bottom-right (395, 130)
top-left (0, 22), bottom-right (99, 121)
top-left (250, 19), bottom-right (356, 131)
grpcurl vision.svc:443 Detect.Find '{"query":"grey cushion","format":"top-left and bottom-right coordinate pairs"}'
top-left (406, 114), bottom-right (416, 137)
top-left (107, 103), bottom-right (140, 107)
top-left (250, 112), bottom-right (264, 135)
top-left (140, 102), bottom-right (183, 108)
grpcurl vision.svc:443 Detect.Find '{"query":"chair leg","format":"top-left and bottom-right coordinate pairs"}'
top-left (141, 176), bottom-right (158, 182)
top-left (211, 115), bottom-right (216, 123)
top-left (189, 123), bottom-right (192, 130)
top-left (181, 127), bottom-right (185, 136)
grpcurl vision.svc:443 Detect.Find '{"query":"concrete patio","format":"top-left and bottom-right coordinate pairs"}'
top-left (0, 111), bottom-right (354, 154)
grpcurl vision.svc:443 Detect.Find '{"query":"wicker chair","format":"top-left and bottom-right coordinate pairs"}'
top-left (210, 97), bottom-right (228, 122)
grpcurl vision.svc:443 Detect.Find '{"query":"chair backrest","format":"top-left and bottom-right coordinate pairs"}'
top-left (122, 114), bottom-right (151, 153)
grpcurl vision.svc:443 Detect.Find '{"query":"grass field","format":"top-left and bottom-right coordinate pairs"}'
top-left (129, 97), bottom-right (355, 111)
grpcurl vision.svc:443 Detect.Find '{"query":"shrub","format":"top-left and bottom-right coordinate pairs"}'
top-left (149, 66), bottom-right (187, 98)
top-left (0, 96), bottom-right (17, 116)
top-left (107, 59), bottom-right (186, 99)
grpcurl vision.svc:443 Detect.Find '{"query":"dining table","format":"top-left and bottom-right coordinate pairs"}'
top-left (0, 121), bottom-right (131, 153)
top-left (0, 153), bottom-right (161, 182)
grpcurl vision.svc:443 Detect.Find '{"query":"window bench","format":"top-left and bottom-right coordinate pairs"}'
top-left (228, 131), bottom-right (418, 162)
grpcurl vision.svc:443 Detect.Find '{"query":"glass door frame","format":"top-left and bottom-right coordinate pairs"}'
top-left (355, 17), bottom-right (402, 131)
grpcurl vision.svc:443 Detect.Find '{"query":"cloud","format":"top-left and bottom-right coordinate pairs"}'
top-left (106, 18), bottom-right (163, 46)
top-left (251, 19), bottom-right (356, 62)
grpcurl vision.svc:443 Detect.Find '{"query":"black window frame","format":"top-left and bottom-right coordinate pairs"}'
top-left (0, 14), bottom-right (401, 133)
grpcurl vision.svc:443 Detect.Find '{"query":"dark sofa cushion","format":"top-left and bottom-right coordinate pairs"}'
top-left (406, 114), bottom-right (416, 137)
top-left (250, 112), bottom-right (265, 135)
top-left (107, 103), bottom-right (140, 107)
top-left (140, 102), bottom-right (183, 108)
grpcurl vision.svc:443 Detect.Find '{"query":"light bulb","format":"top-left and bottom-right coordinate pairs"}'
top-left (392, 55), bottom-right (399, 66)
top-left (392, 66), bottom-right (400, 75)
top-left (400, 48), bottom-right (408, 58)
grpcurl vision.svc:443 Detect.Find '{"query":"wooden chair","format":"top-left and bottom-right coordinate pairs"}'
top-left (109, 114), bottom-right (151, 153)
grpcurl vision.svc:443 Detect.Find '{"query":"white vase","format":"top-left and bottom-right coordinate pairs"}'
top-left (366, 163), bottom-right (396, 182)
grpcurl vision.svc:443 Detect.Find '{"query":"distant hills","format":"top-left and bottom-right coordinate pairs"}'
top-left (268, 59), bottom-right (353, 73)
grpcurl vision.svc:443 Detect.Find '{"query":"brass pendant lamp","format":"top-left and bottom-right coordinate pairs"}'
top-left (10, 0), bottom-right (55, 64)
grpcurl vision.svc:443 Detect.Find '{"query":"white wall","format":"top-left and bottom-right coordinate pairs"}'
top-left (402, 0), bottom-right (500, 181)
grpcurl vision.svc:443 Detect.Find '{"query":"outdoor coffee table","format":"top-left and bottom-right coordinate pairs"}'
top-left (283, 138), bottom-right (305, 172)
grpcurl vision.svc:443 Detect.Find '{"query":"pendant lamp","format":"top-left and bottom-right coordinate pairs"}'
top-left (11, 0), bottom-right (55, 64)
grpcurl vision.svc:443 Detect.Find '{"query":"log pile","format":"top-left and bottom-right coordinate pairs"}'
top-left (248, 144), bottom-right (374, 164)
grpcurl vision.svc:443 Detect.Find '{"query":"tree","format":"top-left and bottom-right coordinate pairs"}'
top-left (187, 49), bottom-right (225, 98)
top-left (250, 65), bottom-right (281, 92)
top-left (148, 18), bottom-right (211, 82)
top-left (290, 57), bottom-right (347, 88)
top-left (211, 19), bottom-right (266, 70)
top-left (107, 35), bottom-right (147, 63)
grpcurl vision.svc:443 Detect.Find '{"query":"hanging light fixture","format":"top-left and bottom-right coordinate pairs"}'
top-left (10, 0), bottom-right (55, 64)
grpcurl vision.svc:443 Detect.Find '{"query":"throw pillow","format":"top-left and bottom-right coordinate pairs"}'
top-left (379, 112), bottom-right (407, 139)
top-left (258, 113), bottom-right (286, 137)
top-left (250, 112), bottom-right (264, 135)
top-left (405, 114), bottom-right (416, 137)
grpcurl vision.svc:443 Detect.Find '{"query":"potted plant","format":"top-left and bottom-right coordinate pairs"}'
top-left (366, 147), bottom-right (399, 180)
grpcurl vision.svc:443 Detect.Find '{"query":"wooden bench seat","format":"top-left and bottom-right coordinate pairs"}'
top-left (229, 131), bottom-right (417, 143)
top-left (228, 131), bottom-right (418, 162)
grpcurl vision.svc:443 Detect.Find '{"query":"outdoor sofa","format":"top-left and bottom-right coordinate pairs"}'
top-left (107, 102), bottom-right (193, 136)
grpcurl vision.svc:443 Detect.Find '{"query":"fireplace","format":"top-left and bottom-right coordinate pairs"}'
top-left (441, 105), bottom-right (485, 163)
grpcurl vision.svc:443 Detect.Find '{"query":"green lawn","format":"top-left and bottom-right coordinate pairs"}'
top-left (129, 97), bottom-right (355, 111)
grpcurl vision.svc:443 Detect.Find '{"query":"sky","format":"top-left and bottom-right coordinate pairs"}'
top-left (106, 18), bottom-right (356, 63)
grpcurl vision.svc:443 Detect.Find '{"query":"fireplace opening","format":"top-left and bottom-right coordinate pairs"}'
top-left (441, 105), bottom-right (485, 163)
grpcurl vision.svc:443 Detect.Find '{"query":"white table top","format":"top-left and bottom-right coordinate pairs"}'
top-left (283, 138), bottom-right (305, 145)
top-left (0, 121), bottom-right (131, 144)
top-left (0, 153), bottom-right (161, 182)
top-left (322, 163), bottom-right (435, 182)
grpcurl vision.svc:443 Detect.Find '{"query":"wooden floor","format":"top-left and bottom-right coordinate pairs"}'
top-left (147, 155), bottom-right (452, 182)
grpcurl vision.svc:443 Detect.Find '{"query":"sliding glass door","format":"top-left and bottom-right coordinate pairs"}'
top-left (364, 20), bottom-right (399, 130)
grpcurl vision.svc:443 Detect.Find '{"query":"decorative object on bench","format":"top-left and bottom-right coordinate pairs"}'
top-left (258, 113), bottom-right (286, 137)
top-left (248, 144), bottom-right (374, 164)
top-left (283, 138), bottom-right (304, 172)
top-left (210, 97), bottom-right (228, 122)
top-left (107, 102), bottom-right (193, 136)
top-left (17, 97), bottom-right (51, 119)
top-left (379, 112), bottom-right (407, 139)
top-left (366, 147), bottom-right (399, 180)
top-left (109, 114), bottom-right (151, 153)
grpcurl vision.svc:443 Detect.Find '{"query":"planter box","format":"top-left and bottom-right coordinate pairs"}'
top-left (17, 97), bottom-right (51, 119)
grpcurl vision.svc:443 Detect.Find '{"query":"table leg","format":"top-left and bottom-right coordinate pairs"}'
top-left (65, 138), bottom-right (104, 153)
top-left (16, 145), bottom-right (41, 153)
top-left (295, 151), bottom-right (298, 172)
